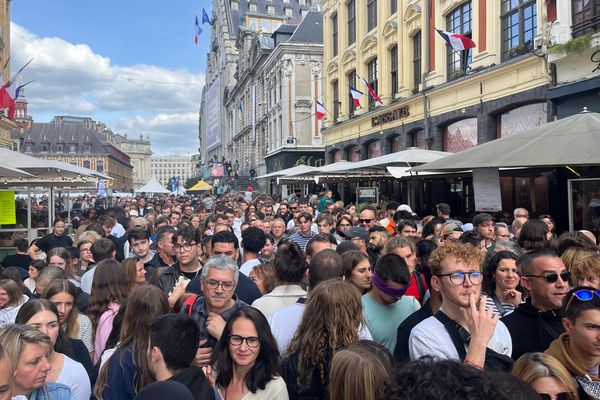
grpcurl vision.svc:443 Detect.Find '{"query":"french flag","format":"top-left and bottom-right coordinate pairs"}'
top-left (195, 16), bottom-right (202, 44)
top-left (349, 85), bottom-right (363, 109)
top-left (358, 76), bottom-right (383, 104)
top-left (315, 100), bottom-right (326, 120)
top-left (436, 29), bottom-right (476, 51)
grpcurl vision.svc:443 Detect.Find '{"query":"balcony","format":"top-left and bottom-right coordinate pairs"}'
top-left (573, 1), bottom-right (600, 38)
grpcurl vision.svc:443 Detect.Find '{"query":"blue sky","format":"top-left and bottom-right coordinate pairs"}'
top-left (10, 0), bottom-right (212, 155)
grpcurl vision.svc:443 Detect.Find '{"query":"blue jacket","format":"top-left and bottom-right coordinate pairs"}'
top-left (100, 346), bottom-right (137, 400)
top-left (31, 382), bottom-right (73, 400)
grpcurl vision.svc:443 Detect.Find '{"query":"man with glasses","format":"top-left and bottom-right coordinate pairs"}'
top-left (546, 286), bottom-right (600, 398)
top-left (409, 242), bottom-right (512, 367)
top-left (156, 227), bottom-right (202, 294)
top-left (494, 222), bottom-right (512, 242)
top-left (183, 255), bottom-right (247, 367)
top-left (359, 207), bottom-right (378, 230)
top-left (502, 249), bottom-right (568, 360)
top-left (513, 207), bottom-right (530, 219)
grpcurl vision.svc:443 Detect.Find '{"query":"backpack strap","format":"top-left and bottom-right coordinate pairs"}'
top-left (183, 295), bottom-right (199, 317)
top-left (434, 310), bottom-right (469, 361)
top-left (491, 294), bottom-right (508, 316)
top-left (414, 270), bottom-right (426, 301)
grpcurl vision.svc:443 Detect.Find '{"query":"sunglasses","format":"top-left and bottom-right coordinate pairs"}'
top-left (564, 289), bottom-right (600, 314)
top-left (538, 392), bottom-right (573, 400)
top-left (360, 218), bottom-right (374, 223)
top-left (524, 271), bottom-right (570, 283)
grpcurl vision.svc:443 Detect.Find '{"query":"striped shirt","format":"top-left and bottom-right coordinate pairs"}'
top-left (288, 231), bottom-right (316, 252)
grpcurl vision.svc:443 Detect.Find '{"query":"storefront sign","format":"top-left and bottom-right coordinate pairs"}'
top-left (372, 106), bottom-right (410, 127)
top-left (0, 191), bottom-right (16, 225)
top-left (356, 187), bottom-right (379, 205)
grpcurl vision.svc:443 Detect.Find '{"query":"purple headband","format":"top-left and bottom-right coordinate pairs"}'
top-left (372, 273), bottom-right (409, 298)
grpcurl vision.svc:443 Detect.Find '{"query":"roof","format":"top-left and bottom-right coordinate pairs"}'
top-left (228, 0), bottom-right (305, 37)
top-left (412, 110), bottom-right (600, 172)
top-left (288, 11), bottom-right (323, 44)
top-left (257, 35), bottom-right (275, 50)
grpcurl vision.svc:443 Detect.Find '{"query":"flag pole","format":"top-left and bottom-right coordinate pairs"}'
top-left (423, 3), bottom-right (431, 147)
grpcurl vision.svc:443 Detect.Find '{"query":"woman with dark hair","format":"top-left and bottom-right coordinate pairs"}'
top-left (16, 299), bottom-right (91, 400)
top-left (539, 214), bottom-right (557, 240)
top-left (421, 217), bottom-right (445, 241)
top-left (517, 219), bottom-right (550, 252)
top-left (0, 279), bottom-right (27, 327)
top-left (43, 279), bottom-right (93, 357)
top-left (458, 230), bottom-right (487, 254)
top-left (482, 251), bottom-right (522, 317)
top-left (334, 216), bottom-right (353, 243)
top-left (212, 306), bottom-right (287, 399)
top-left (88, 259), bottom-right (129, 364)
top-left (282, 280), bottom-right (363, 399)
top-left (27, 217), bottom-right (73, 260)
top-left (45, 247), bottom-right (79, 286)
top-left (95, 285), bottom-right (169, 399)
top-left (24, 259), bottom-right (46, 293)
top-left (251, 242), bottom-right (307, 318)
top-left (341, 250), bottom-right (372, 293)
top-left (75, 240), bottom-right (94, 276)
top-left (249, 263), bottom-right (277, 296)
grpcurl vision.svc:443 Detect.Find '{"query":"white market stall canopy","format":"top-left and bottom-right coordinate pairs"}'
top-left (135, 176), bottom-right (171, 194)
top-left (256, 165), bottom-right (320, 180)
top-left (412, 110), bottom-right (600, 172)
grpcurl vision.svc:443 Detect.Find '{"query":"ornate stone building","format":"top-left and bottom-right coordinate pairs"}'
top-left (198, 0), bottom-right (312, 165)
top-left (0, 0), bottom-right (16, 148)
top-left (114, 133), bottom-right (152, 190)
top-left (150, 155), bottom-right (196, 188)
top-left (224, 11), bottom-right (325, 184)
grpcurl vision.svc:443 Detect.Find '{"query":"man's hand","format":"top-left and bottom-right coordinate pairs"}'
top-left (502, 289), bottom-right (522, 307)
top-left (206, 312), bottom-right (227, 340)
top-left (463, 293), bottom-right (499, 369)
top-left (192, 339), bottom-right (213, 367)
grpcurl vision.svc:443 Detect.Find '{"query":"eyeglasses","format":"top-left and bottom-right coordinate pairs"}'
top-left (203, 278), bottom-right (235, 290)
top-left (359, 218), bottom-right (374, 224)
top-left (173, 242), bottom-right (197, 252)
top-left (229, 334), bottom-right (260, 348)
top-left (538, 392), bottom-right (573, 400)
top-left (524, 271), bottom-right (570, 283)
top-left (80, 248), bottom-right (92, 253)
top-left (564, 289), bottom-right (600, 314)
top-left (438, 271), bottom-right (483, 286)
top-left (515, 214), bottom-right (529, 218)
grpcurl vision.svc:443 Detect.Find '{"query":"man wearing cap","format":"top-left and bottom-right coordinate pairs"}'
top-left (342, 227), bottom-right (369, 256)
top-left (438, 222), bottom-right (463, 243)
top-left (362, 253), bottom-right (420, 353)
top-left (545, 286), bottom-right (600, 398)
top-left (473, 213), bottom-right (495, 248)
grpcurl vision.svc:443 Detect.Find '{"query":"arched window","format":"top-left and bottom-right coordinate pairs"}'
top-left (498, 103), bottom-right (546, 138)
top-left (444, 118), bottom-right (478, 152)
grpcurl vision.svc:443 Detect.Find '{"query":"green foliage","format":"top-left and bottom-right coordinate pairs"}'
top-left (549, 34), bottom-right (592, 55)
top-left (184, 177), bottom-right (199, 189)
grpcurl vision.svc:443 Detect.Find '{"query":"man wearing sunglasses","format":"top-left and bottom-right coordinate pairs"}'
top-left (502, 249), bottom-right (568, 360)
top-left (546, 286), bottom-right (600, 399)
top-left (409, 242), bottom-right (512, 368)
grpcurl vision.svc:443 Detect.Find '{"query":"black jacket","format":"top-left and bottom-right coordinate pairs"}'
top-left (501, 298), bottom-right (564, 361)
top-left (282, 347), bottom-right (332, 400)
top-left (169, 366), bottom-right (214, 400)
top-left (393, 300), bottom-right (433, 363)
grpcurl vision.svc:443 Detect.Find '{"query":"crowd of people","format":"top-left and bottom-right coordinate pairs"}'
top-left (0, 189), bottom-right (598, 399)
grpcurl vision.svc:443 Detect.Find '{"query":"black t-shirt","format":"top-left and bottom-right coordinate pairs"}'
top-left (35, 234), bottom-right (73, 253)
top-left (2, 253), bottom-right (32, 270)
top-left (181, 270), bottom-right (199, 280)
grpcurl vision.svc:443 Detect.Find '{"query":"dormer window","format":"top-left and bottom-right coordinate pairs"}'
top-left (267, 5), bottom-right (275, 14)
top-left (56, 143), bottom-right (64, 153)
top-left (249, 3), bottom-right (257, 11)
top-left (41, 143), bottom-right (49, 153)
top-left (231, 0), bottom-right (239, 9)
top-left (69, 143), bottom-right (77, 153)
top-left (25, 144), bottom-right (32, 153)
top-left (285, 7), bottom-right (293, 16)
top-left (84, 144), bottom-right (92, 153)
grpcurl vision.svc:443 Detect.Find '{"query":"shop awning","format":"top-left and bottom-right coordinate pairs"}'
top-left (256, 165), bottom-right (319, 180)
top-left (412, 110), bottom-right (600, 172)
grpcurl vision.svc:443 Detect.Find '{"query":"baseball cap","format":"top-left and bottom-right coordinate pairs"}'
top-left (341, 227), bottom-right (369, 242)
top-left (472, 213), bottom-right (494, 227)
top-left (396, 204), bottom-right (416, 216)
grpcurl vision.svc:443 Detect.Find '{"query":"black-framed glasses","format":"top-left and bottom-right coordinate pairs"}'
top-left (203, 278), bottom-right (235, 290)
top-left (438, 271), bottom-right (483, 286)
top-left (360, 218), bottom-right (373, 223)
top-left (173, 242), bottom-right (197, 252)
top-left (524, 271), bottom-right (570, 283)
top-left (538, 392), bottom-right (574, 400)
top-left (229, 334), bottom-right (260, 348)
top-left (564, 289), bottom-right (600, 313)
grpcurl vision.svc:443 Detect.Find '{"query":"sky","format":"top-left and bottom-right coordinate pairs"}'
top-left (10, 0), bottom-right (212, 155)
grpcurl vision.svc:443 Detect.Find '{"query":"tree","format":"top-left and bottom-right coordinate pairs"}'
top-left (185, 177), bottom-right (199, 189)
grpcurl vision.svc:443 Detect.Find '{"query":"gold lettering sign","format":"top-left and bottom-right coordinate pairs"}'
top-left (372, 106), bottom-right (410, 127)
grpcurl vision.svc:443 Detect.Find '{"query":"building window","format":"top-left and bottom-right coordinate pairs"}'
top-left (572, 0), bottom-right (600, 37)
top-left (285, 7), bottom-right (293, 16)
top-left (332, 80), bottom-right (340, 121)
top-left (11, 142), bottom-right (18, 151)
top-left (84, 144), bottom-right (92, 153)
top-left (446, 2), bottom-right (472, 81)
top-left (367, 0), bottom-right (377, 31)
top-left (347, 70), bottom-right (357, 117)
top-left (390, 45), bottom-right (398, 99)
top-left (332, 13), bottom-right (338, 57)
top-left (498, 103), bottom-right (546, 138)
top-left (501, 0), bottom-right (537, 60)
top-left (97, 160), bottom-right (104, 173)
top-left (299, 0), bottom-right (306, 5)
top-left (301, 9), bottom-right (308, 17)
top-left (249, 3), bottom-right (257, 12)
top-left (348, 0), bottom-right (356, 45)
top-left (267, 5), bottom-right (275, 14)
top-left (56, 144), bottom-right (64, 153)
top-left (25, 144), bottom-right (32, 153)
top-left (390, 0), bottom-right (397, 15)
top-left (409, 130), bottom-right (427, 149)
top-left (41, 144), bottom-right (49, 152)
top-left (444, 118), bottom-right (478, 152)
top-left (231, 0), bottom-right (239, 10)
top-left (413, 31), bottom-right (422, 91)
top-left (83, 160), bottom-right (91, 169)
top-left (70, 160), bottom-right (77, 165)
top-left (367, 58), bottom-right (378, 110)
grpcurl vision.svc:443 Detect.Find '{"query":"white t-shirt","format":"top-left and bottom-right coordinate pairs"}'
top-left (408, 312), bottom-right (512, 362)
top-left (56, 354), bottom-right (91, 400)
top-left (80, 267), bottom-right (96, 294)
top-left (239, 258), bottom-right (262, 276)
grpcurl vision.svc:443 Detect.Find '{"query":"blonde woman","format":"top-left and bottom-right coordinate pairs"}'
top-left (512, 352), bottom-right (578, 400)
top-left (0, 279), bottom-right (27, 327)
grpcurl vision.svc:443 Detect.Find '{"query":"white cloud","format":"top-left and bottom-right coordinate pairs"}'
top-left (9, 23), bottom-right (204, 155)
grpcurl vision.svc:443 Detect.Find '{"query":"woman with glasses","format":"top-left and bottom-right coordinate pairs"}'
top-left (75, 240), bottom-right (94, 276)
top-left (211, 306), bottom-right (288, 399)
top-left (334, 216), bottom-right (353, 243)
top-left (482, 251), bottom-right (523, 317)
top-left (512, 352), bottom-right (578, 400)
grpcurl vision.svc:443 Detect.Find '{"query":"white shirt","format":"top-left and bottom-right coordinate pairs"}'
top-left (269, 301), bottom-right (372, 354)
top-left (56, 354), bottom-right (91, 400)
top-left (252, 285), bottom-right (307, 318)
top-left (408, 313), bottom-right (512, 361)
top-left (80, 267), bottom-right (96, 294)
top-left (239, 258), bottom-right (262, 276)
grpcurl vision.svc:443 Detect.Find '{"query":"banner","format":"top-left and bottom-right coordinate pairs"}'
top-left (210, 166), bottom-right (224, 177)
top-left (0, 190), bottom-right (16, 225)
top-left (205, 79), bottom-right (222, 150)
top-left (473, 168), bottom-right (502, 212)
